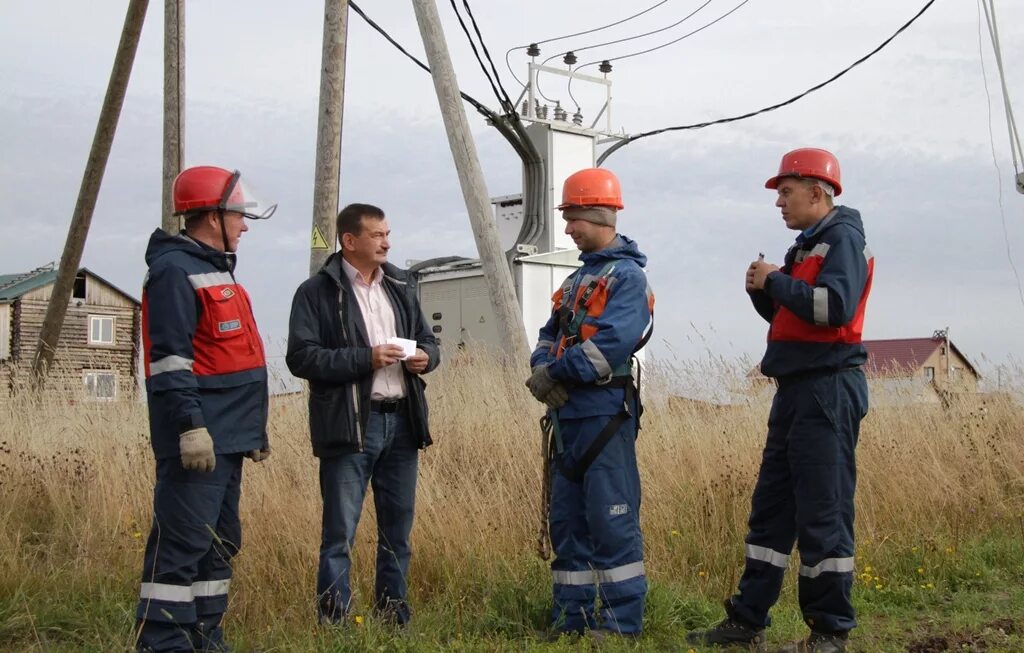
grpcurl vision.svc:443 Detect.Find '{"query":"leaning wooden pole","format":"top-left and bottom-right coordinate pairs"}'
top-left (161, 0), bottom-right (185, 233)
top-left (30, 0), bottom-right (150, 392)
top-left (309, 0), bottom-right (350, 276)
top-left (410, 0), bottom-right (529, 361)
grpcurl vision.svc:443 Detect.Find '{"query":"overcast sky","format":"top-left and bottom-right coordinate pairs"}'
top-left (2, 0), bottom-right (1023, 385)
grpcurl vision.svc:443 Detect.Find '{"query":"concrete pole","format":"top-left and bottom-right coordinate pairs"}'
top-left (309, 0), bottom-right (349, 276)
top-left (161, 0), bottom-right (185, 233)
top-left (30, 0), bottom-right (150, 392)
top-left (410, 0), bottom-right (529, 362)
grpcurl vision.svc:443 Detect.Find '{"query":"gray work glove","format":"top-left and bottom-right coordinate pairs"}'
top-left (545, 383), bottom-right (569, 409)
top-left (525, 365), bottom-right (558, 403)
top-left (179, 427), bottom-right (216, 473)
top-left (245, 446), bottom-right (271, 463)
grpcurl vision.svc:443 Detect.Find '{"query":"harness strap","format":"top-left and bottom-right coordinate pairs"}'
top-left (555, 379), bottom-right (639, 484)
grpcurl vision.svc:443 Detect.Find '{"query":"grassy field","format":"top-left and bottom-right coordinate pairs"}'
top-left (2, 353), bottom-right (1024, 652)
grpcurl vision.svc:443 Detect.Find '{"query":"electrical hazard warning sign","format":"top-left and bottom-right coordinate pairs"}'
top-left (311, 225), bottom-right (330, 250)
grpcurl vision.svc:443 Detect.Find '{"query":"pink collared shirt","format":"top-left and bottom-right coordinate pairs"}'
top-left (341, 257), bottom-right (406, 400)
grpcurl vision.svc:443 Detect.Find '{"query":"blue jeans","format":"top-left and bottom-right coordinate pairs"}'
top-left (317, 409), bottom-right (419, 624)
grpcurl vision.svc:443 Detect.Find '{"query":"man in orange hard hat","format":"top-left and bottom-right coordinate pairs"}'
top-left (136, 166), bottom-right (274, 652)
top-left (687, 148), bottom-right (873, 653)
top-left (527, 167), bottom-right (654, 639)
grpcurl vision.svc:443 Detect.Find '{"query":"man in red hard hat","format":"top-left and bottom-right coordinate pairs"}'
top-left (688, 149), bottom-right (873, 653)
top-left (136, 166), bottom-right (275, 652)
top-left (527, 167), bottom-right (654, 639)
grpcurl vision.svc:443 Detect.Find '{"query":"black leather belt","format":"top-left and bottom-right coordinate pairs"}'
top-left (370, 398), bottom-right (405, 413)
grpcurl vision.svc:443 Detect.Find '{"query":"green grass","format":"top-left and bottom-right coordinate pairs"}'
top-left (5, 533), bottom-right (1024, 652)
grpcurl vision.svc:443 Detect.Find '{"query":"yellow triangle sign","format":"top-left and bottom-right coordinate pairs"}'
top-left (311, 225), bottom-right (330, 250)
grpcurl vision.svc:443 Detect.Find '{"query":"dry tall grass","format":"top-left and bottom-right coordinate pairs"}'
top-left (2, 351), bottom-right (1023, 646)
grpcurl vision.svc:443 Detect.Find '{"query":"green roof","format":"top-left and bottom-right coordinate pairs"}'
top-left (0, 265), bottom-right (139, 304)
top-left (0, 266), bottom-right (59, 302)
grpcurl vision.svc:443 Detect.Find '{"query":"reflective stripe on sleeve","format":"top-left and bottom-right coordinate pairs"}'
top-left (813, 286), bottom-right (830, 326)
top-left (581, 339), bottom-right (612, 378)
top-left (150, 355), bottom-right (194, 376)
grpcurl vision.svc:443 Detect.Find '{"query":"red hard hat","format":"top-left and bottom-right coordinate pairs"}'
top-left (764, 148), bottom-right (842, 196)
top-left (557, 168), bottom-right (625, 210)
top-left (172, 166), bottom-right (276, 220)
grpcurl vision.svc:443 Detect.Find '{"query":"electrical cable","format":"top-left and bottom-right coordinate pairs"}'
top-left (979, 0), bottom-right (1024, 188)
top-left (461, 0), bottom-right (518, 115)
top-left (567, 0), bottom-right (750, 111)
top-left (597, 0), bottom-right (938, 165)
top-left (504, 0), bottom-right (672, 89)
top-left (541, 0), bottom-right (715, 106)
top-left (348, 1), bottom-right (497, 122)
top-left (977, 0), bottom-right (1024, 313)
top-left (447, 0), bottom-right (512, 114)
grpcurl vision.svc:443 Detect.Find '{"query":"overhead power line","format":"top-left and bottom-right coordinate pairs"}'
top-left (567, 0), bottom-right (749, 111)
top-left (504, 0), bottom-right (672, 89)
top-left (597, 0), bottom-right (939, 165)
top-left (979, 0), bottom-right (1024, 192)
top-left (977, 0), bottom-right (1024, 313)
top-left (348, 1), bottom-right (496, 121)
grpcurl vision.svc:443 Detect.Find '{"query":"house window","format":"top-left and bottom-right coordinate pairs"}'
top-left (73, 272), bottom-right (87, 300)
top-left (88, 315), bottom-right (114, 345)
top-left (924, 366), bottom-right (935, 381)
top-left (83, 370), bottom-right (116, 401)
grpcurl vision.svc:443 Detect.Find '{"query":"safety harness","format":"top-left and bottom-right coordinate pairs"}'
top-left (536, 264), bottom-right (652, 560)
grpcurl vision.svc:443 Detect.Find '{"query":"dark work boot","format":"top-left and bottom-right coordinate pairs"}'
top-left (771, 631), bottom-right (848, 653)
top-left (685, 601), bottom-right (767, 651)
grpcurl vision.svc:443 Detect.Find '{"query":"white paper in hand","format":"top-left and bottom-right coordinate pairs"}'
top-left (387, 337), bottom-right (417, 360)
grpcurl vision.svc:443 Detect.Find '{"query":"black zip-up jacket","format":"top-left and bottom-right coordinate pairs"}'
top-left (286, 253), bottom-right (440, 457)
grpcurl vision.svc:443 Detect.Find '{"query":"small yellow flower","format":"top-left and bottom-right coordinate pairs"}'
top-left (945, 547), bottom-right (955, 554)
top-left (873, 576), bottom-right (880, 582)
top-left (863, 565), bottom-right (873, 573)
top-left (911, 546), bottom-right (919, 553)
top-left (133, 531), bottom-right (142, 539)
top-left (975, 572), bottom-right (982, 577)
top-left (926, 583), bottom-right (934, 589)
top-left (875, 584), bottom-right (883, 590)
top-left (920, 584), bottom-right (927, 589)
top-left (698, 570), bottom-right (707, 578)
top-left (917, 567), bottom-right (925, 575)
top-left (671, 530), bottom-right (680, 537)
top-left (354, 615), bottom-right (364, 626)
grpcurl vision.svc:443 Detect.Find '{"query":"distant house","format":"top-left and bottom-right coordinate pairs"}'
top-left (748, 333), bottom-right (980, 405)
top-left (0, 264), bottom-right (140, 400)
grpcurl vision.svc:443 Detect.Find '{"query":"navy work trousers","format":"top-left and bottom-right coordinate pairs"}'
top-left (136, 453), bottom-right (244, 653)
top-left (731, 368), bottom-right (869, 634)
top-left (549, 414), bottom-right (647, 634)
top-left (317, 408), bottom-right (419, 625)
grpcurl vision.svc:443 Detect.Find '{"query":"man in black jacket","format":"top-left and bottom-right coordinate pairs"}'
top-left (286, 203), bottom-right (439, 627)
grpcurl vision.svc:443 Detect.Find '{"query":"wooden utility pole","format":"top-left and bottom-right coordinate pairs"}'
top-left (309, 0), bottom-right (349, 276)
top-left (30, 0), bottom-right (150, 391)
top-left (162, 0), bottom-right (185, 233)
top-left (410, 0), bottom-right (529, 361)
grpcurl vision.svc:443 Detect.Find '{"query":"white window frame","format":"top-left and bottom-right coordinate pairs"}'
top-left (88, 315), bottom-right (115, 346)
top-left (923, 366), bottom-right (935, 381)
top-left (82, 369), bottom-right (117, 401)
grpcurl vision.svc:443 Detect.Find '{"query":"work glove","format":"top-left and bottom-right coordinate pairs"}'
top-left (179, 427), bottom-right (216, 473)
top-left (245, 446), bottom-right (271, 463)
top-left (544, 383), bottom-right (569, 409)
top-left (525, 365), bottom-right (558, 403)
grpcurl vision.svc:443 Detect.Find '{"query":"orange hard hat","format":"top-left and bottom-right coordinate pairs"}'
top-left (764, 148), bottom-right (842, 196)
top-left (557, 167), bottom-right (624, 210)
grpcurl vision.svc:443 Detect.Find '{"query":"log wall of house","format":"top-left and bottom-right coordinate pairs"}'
top-left (6, 276), bottom-right (140, 399)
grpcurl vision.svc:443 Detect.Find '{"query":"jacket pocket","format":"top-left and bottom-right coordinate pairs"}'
top-left (308, 385), bottom-right (356, 448)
